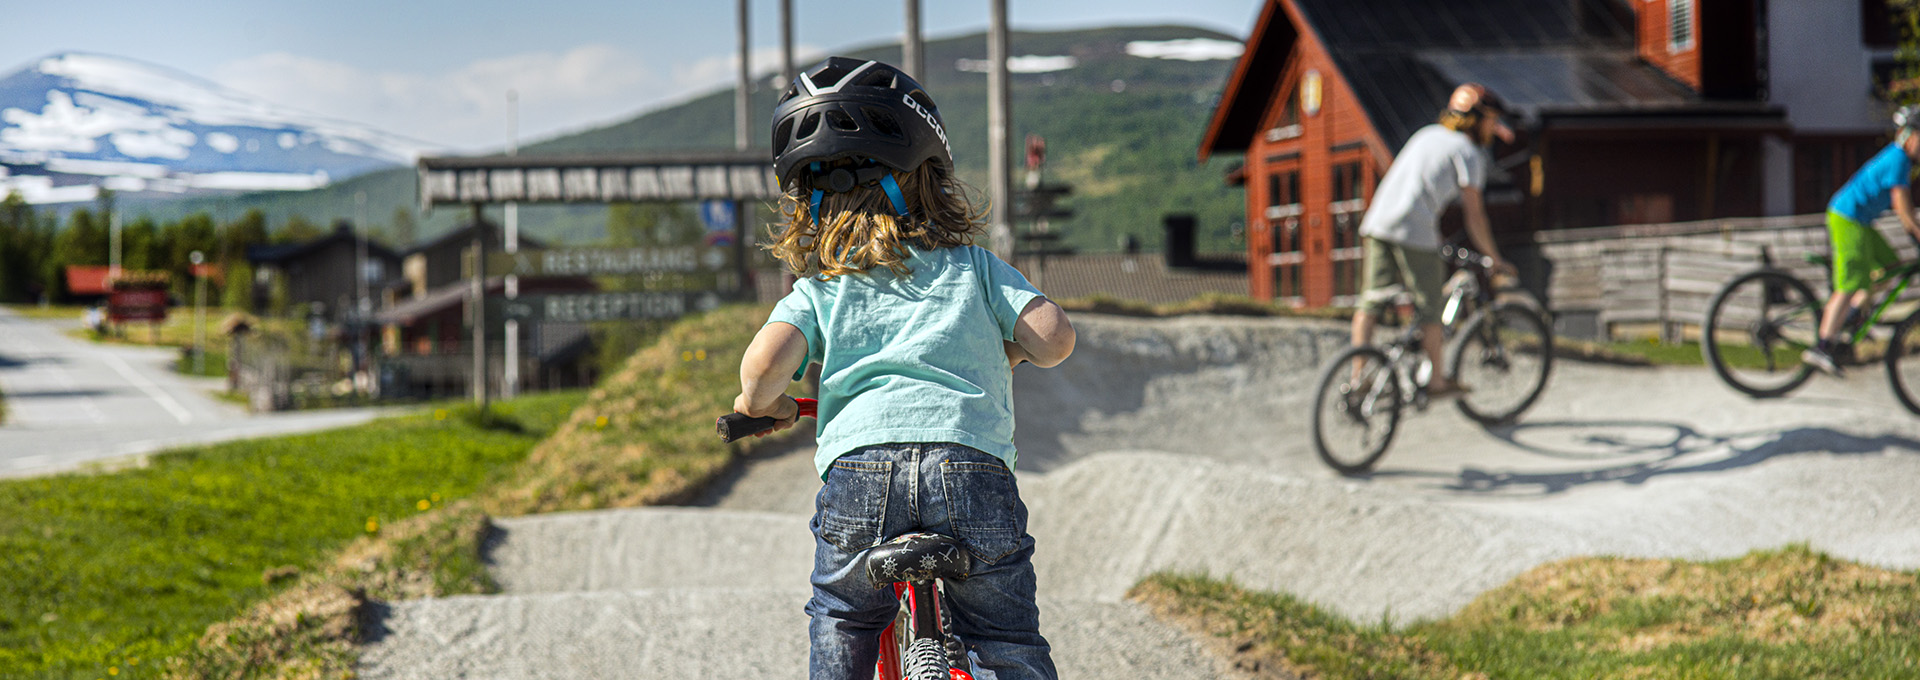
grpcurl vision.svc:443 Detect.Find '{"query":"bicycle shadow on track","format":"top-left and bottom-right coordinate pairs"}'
top-left (1412, 420), bottom-right (1920, 495)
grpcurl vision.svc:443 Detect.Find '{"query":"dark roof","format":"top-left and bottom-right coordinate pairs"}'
top-left (404, 219), bottom-right (549, 257)
top-left (1016, 253), bottom-right (1246, 305)
top-left (1202, 0), bottom-right (1781, 158)
top-left (248, 222), bottom-right (401, 265)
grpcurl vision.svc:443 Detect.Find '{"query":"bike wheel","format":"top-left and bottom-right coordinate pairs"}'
top-left (905, 638), bottom-right (950, 680)
top-left (1885, 315), bottom-right (1920, 415)
top-left (1447, 301), bottom-right (1554, 425)
top-left (1311, 346), bottom-right (1402, 475)
top-left (1701, 269), bottom-right (1820, 398)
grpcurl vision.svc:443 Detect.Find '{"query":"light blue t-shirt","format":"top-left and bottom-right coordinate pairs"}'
top-left (767, 244), bottom-right (1044, 479)
top-left (1830, 142), bottom-right (1915, 224)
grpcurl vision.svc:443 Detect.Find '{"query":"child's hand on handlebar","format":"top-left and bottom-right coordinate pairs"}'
top-left (731, 393), bottom-right (799, 437)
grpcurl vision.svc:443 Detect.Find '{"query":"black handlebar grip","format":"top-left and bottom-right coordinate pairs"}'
top-left (716, 413), bottom-right (778, 443)
top-left (715, 398), bottom-right (816, 443)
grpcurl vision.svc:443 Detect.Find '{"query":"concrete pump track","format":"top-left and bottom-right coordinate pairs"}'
top-left (360, 314), bottom-right (1920, 678)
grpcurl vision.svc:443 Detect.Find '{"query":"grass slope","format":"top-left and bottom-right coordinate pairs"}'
top-left (0, 391), bottom-right (582, 679)
top-left (1133, 545), bottom-right (1920, 679)
top-left (149, 303), bottom-right (791, 678)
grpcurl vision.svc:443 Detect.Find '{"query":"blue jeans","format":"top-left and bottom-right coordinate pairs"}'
top-left (805, 442), bottom-right (1056, 680)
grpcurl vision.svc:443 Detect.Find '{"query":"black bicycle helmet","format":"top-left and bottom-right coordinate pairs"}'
top-left (771, 57), bottom-right (952, 192)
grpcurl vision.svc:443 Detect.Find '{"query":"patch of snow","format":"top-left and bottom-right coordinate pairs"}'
top-left (1125, 38), bottom-right (1244, 61)
top-left (101, 176), bottom-right (146, 192)
top-left (0, 175), bottom-right (97, 203)
top-left (205, 131), bottom-right (239, 153)
top-left (109, 127), bottom-right (196, 159)
top-left (955, 55), bottom-right (1079, 74)
top-left (277, 132), bottom-right (297, 149)
top-left (187, 170), bottom-right (329, 191)
top-left (44, 157), bottom-right (169, 177)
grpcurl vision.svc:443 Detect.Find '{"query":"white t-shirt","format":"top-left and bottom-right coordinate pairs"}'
top-left (1357, 125), bottom-right (1488, 250)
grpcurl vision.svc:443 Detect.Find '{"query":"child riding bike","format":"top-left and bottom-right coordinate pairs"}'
top-left (1802, 105), bottom-right (1920, 375)
top-left (730, 57), bottom-right (1076, 679)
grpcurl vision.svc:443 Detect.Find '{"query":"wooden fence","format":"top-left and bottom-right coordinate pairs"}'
top-left (1532, 214), bottom-right (1920, 342)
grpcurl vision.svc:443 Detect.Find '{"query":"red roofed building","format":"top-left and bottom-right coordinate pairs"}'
top-left (1202, 0), bottom-right (1893, 308)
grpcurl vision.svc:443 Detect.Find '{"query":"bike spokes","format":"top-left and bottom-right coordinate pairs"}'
top-left (1313, 346), bottom-right (1401, 475)
top-left (1704, 270), bottom-right (1819, 398)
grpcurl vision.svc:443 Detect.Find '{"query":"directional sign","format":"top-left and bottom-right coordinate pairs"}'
top-left (418, 151), bottom-right (778, 209)
top-left (492, 291), bottom-right (724, 323)
top-left (488, 246), bottom-right (731, 277)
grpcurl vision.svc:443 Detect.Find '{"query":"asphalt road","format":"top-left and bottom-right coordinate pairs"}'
top-left (0, 307), bottom-right (386, 477)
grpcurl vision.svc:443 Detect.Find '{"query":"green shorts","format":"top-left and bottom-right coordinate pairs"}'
top-left (1828, 210), bottom-right (1899, 293)
top-left (1359, 237), bottom-right (1446, 323)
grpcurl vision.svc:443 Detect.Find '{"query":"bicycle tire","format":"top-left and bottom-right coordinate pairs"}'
top-left (1701, 269), bottom-right (1819, 398)
top-left (905, 638), bottom-right (950, 680)
top-left (1885, 314), bottom-right (1920, 416)
top-left (1311, 345), bottom-right (1402, 475)
top-left (1447, 301), bottom-right (1554, 425)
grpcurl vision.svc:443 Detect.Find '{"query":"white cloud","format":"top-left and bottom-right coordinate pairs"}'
top-left (212, 43), bottom-right (824, 152)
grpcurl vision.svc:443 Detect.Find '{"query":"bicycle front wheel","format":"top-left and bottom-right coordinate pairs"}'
top-left (1311, 346), bottom-right (1403, 475)
top-left (1885, 315), bottom-right (1920, 415)
top-left (1701, 269), bottom-right (1819, 398)
top-left (1448, 301), bottom-right (1554, 424)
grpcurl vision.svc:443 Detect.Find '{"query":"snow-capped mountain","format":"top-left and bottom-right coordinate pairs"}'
top-left (0, 52), bottom-right (435, 204)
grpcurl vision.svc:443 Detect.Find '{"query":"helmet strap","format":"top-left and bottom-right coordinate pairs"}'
top-left (810, 189), bottom-right (824, 225)
top-left (880, 173), bottom-right (909, 217)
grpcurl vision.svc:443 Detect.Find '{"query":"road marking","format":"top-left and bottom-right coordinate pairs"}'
top-left (99, 351), bottom-right (193, 424)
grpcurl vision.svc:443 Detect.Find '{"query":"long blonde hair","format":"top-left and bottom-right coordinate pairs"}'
top-left (767, 160), bottom-right (985, 280)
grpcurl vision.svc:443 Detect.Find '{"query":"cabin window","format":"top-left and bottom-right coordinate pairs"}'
top-left (1668, 0), bottom-right (1695, 52)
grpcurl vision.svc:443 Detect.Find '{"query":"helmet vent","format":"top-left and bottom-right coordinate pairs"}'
top-left (811, 63), bottom-right (856, 88)
top-left (862, 107), bottom-right (903, 139)
top-left (825, 109), bottom-right (858, 132)
top-left (796, 112), bottom-right (822, 140)
top-left (856, 68), bottom-right (895, 88)
top-left (772, 118), bottom-right (796, 156)
top-left (906, 89), bottom-right (936, 114)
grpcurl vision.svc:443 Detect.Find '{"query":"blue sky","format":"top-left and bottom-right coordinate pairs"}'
top-left (2, 1), bottom-right (1259, 151)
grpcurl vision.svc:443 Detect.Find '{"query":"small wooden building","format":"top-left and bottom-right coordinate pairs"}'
top-left (1202, 0), bottom-right (1890, 308)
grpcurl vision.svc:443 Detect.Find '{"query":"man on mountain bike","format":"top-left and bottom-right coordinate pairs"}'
top-left (1801, 105), bottom-right (1920, 375)
top-left (1350, 83), bottom-right (1516, 396)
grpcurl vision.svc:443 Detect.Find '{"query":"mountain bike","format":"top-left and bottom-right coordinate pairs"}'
top-left (1701, 250), bottom-right (1920, 414)
top-left (1310, 243), bottom-right (1555, 475)
top-left (718, 401), bottom-right (976, 680)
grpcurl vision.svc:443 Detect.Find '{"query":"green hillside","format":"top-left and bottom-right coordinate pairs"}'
top-left (137, 25), bottom-right (1248, 255)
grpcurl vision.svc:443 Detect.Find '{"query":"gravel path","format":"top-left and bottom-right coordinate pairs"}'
top-left (362, 314), bottom-right (1920, 676)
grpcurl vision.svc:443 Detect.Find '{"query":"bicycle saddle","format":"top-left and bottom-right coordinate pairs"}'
top-left (865, 533), bottom-right (970, 586)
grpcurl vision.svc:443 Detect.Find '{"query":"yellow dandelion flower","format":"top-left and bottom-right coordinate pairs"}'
top-left (434, 409), bottom-right (448, 420)
top-left (595, 415), bottom-right (609, 429)
top-left (108, 668), bottom-right (118, 676)
top-left (695, 349), bottom-right (706, 361)
top-left (366, 518), bottom-right (380, 533)
top-left (681, 350), bottom-right (692, 361)
top-left (430, 493), bottom-right (442, 503)
top-left (417, 499), bottom-right (431, 511)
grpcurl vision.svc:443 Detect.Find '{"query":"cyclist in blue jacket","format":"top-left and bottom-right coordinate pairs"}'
top-left (1803, 106), bottom-right (1920, 375)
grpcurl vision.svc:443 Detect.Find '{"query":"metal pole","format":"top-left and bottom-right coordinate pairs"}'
top-left (109, 211), bottom-right (121, 279)
top-left (987, 0), bottom-right (1014, 259)
top-left (355, 190), bottom-right (368, 396)
top-left (903, 0), bottom-right (924, 79)
top-left (504, 89), bottom-right (521, 399)
top-left (736, 0), bottom-right (752, 151)
top-left (191, 251), bottom-right (205, 375)
top-left (471, 203), bottom-right (488, 407)
top-left (781, 0), bottom-right (796, 85)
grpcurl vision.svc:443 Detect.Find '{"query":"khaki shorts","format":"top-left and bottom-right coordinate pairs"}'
top-left (1359, 237), bottom-right (1446, 323)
